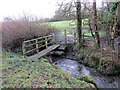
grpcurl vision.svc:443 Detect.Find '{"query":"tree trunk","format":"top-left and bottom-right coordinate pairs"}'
top-left (88, 18), bottom-right (95, 39)
top-left (116, 3), bottom-right (120, 59)
top-left (106, 2), bottom-right (111, 46)
top-left (110, 18), bottom-right (116, 50)
top-left (76, 0), bottom-right (82, 48)
top-left (93, 0), bottom-right (100, 48)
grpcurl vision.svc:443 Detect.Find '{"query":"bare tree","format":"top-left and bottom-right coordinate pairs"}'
top-left (116, 3), bottom-right (120, 59)
top-left (93, 0), bottom-right (100, 48)
top-left (76, 0), bottom-right (82, 48)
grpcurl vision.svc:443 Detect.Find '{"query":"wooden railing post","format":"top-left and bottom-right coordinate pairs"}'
top-left (45, 37), bottom-right (48, 48)
top-left (36, 39), bottom-right (39, 53)
top-left (51, 35), bottom-right (54, 45)
top-left (74, 29), bottom-right (77, 42)
top-left (22, 42), bottom-right (26, 56)
top-left (64, 29), bottom-right (67, 44)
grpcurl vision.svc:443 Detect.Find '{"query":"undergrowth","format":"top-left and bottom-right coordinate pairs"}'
top-left (76, 46), bottom-right (120, 75)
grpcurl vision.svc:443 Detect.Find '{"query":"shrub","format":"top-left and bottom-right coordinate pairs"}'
top-left (2, 17), bottom-right (57, 51)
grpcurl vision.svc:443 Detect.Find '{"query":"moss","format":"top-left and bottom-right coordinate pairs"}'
top-left (97, 58), bottom-right (120, 75)
top-left (76, 53), bottom-right (85, 60)
top-left (97, 58), bottom-right (110, 72)
top-left (84, 55), bottom-right (100, 68)
top-left (77, 76), bottom-right (98, 88)
top-left (99, 57), bottom-right (109, 66)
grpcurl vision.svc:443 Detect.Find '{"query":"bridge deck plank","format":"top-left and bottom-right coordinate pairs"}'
top-left (27, 44), bottom-right (60, 60)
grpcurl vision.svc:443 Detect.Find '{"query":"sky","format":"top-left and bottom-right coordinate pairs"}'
top-left (0, 0), bottom-right (59, 21)
top-left (0, 0), bottom-right (115, 21)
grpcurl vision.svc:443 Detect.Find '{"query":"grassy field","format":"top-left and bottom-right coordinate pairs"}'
top-left (48, 19), bottom-right (105, 38)
top-left (82, 30), bottom-right (106, 38)
top-left (1, 52), bottom-right (96, 88)
top-left (48, 19), bottom-right (88, 30)
top-left (48, 20), bottom-right (77, 31)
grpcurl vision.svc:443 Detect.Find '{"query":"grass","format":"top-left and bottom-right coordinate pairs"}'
top-left (60, 29), bottom-right (105, 39)
top-left (48, 20), bottom-right (77, 31)
top-left (48, 19), bottom-right (89, 31)
top-left (83, 30), bottom-right (106, 38)
top-left (1, 52), bottom-right (96, 88)
top-left (48, 19), bottom-right (105, 38)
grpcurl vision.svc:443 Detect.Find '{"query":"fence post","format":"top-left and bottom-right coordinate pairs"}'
top-left (45, 37), bottom-right (48, 48)
top-left (51, 35), bottom-right (54, 45)
top-left (22, 42), bottom-right (26, 56)
top-left (64, 29), bottom-right (67, 44)
top-left (36, 39), bottom-right (39, 53)
top-left (74, 29), bottom-right (77, 42)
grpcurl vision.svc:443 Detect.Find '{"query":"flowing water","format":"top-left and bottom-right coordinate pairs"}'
top-left (53, 57), bottom-right (120, 88)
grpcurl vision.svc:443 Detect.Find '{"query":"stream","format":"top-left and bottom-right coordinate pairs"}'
top-left (52, 56), bottom-right (120, 88)
top-left (11, 52), bottom-right (120, 88)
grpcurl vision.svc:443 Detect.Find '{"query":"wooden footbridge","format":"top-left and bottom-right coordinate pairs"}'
top-left (22, 35), bottom-right (60, 60)
top-left (22, 29), bottom-right (91, 60)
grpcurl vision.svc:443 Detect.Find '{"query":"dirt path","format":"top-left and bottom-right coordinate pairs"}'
top-left (54, 32), bottom-right (76, 44)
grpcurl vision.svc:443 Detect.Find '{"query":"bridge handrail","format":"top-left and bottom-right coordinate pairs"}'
top-left (23, 35), bottom-right (53, 43)
top-left (22, 34), bottom-right (54, 56)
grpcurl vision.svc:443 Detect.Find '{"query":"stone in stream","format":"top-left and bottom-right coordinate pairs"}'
top-left (50, 51), bottom-right (64, 56)
top-left (57, 45), bottom-right (67, 51)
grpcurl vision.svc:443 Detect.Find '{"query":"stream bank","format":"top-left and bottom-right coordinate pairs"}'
top-left (75, 45), bottom-right (120, 75)
top-left (51, 55), bottom-right (120, 88)
top-left (48, 44), bottom-right (120, 88)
